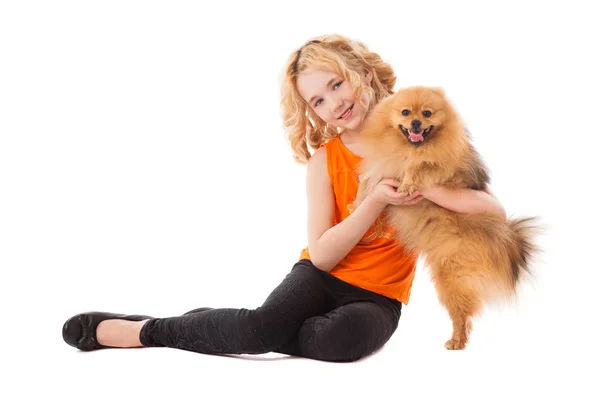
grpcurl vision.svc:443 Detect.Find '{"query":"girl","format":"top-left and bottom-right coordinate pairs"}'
top-left (62, 34), bottom-right (506, 362)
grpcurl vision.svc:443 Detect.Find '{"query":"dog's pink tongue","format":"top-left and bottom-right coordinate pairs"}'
top-left (409, 133), bottom-right (424, 142)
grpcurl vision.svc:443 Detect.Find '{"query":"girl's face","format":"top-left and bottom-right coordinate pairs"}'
top-left (296, 68), bottom-right (372, 134)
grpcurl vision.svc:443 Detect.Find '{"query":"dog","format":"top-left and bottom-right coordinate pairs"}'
top-left (354, 86), bottom-right (541, 350)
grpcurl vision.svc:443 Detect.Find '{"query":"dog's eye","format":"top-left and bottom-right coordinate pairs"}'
top-left (401, 109), bottom-right (410, 116)
top-left (423, 110), bottom-right (432, 117)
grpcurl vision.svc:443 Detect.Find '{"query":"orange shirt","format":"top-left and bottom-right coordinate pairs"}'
top-left (299, 135), bottom-right (418, 304)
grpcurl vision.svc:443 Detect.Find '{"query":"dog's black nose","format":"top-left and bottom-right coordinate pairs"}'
top-left (411, 119), bottom-right (422, 130)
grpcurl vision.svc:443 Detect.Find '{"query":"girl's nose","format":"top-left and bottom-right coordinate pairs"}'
top-left (331, 97), bottom-right (344, 113)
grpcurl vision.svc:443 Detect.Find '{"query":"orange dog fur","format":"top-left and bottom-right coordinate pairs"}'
top-left (354, 86), bottom-right (540, 350)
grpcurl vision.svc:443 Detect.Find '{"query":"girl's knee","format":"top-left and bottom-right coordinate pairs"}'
top-left (304, 305), bottom-right (399, 362)
top-left (294, 259), bottom-right (322, 276)
top-left (306, 318), bottom-right (377, 362)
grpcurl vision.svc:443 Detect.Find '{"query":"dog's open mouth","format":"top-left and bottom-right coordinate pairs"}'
top-left (399, 125), bottom-right (434, 145)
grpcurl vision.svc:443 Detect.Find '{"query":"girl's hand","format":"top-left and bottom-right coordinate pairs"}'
top-left (368, 179), bottom-right (424, 207)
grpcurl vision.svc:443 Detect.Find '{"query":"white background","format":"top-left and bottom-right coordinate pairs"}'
top-left (1, 1), bottom-right (599, 399)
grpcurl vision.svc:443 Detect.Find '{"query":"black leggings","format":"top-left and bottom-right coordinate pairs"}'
top-left (139, 259), bottom-right (402, 362)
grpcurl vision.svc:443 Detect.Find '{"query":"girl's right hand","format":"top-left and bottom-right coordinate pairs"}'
top-left (369, 179), bottom-right (424, 207)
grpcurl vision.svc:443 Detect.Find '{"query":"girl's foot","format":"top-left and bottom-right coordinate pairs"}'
top-left (62, 312), bottom-right (153, 351)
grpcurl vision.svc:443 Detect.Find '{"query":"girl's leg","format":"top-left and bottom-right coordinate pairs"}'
top-left (274, 300), bottom-right (402, 362)
top-left (138, 260), bottom-right (332, 355)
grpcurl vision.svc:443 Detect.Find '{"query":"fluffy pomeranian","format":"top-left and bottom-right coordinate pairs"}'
top-left (354, 86), bottom-right (541, 350)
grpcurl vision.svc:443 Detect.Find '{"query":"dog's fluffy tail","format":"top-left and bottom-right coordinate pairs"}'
top-left (506, 216), bottom-right (543, 288)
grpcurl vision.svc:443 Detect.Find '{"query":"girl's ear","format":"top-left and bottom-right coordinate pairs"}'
top-left (363, 69), bottom-right (373, 85)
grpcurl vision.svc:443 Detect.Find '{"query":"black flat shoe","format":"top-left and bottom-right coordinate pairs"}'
top-left (62, 311), bottom-right (153, 351)
top-left (183, 307), bottom-right (214, 315)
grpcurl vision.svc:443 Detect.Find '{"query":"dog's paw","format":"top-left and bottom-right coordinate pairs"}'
top-left (399, 183), bottom-right (419, 196)
top-left (444, 339), bottom-right (467, 350)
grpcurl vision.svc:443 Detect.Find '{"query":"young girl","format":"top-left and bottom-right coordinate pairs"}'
top-left (62, 34), bottom-right (506, 362)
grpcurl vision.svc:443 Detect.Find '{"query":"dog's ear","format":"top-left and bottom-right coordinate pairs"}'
top-left (431, 86), bottom-right (446, 96)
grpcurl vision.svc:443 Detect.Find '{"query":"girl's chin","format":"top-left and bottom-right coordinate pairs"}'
top-left (342, 117), bottom-right (362, 131)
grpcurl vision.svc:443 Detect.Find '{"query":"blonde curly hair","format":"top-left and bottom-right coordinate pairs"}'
top-left (281, 34), bottom-right (396, 165)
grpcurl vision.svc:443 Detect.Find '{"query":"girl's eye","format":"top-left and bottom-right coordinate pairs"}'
top-left (314, 81), bottom-right (343, 107)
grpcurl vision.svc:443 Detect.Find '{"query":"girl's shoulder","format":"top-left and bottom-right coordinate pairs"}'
top-left (306, 145), bottom-right (328, 178)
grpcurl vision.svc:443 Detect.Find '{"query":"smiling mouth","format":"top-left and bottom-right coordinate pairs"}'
top-left (399, 125), bottom-right (434, 145)
top-left (338, 104), bottom-right (354, 119)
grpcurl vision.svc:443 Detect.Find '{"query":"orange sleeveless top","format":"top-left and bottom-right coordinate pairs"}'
top-left (299, 135), bottom-right (418, 304)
